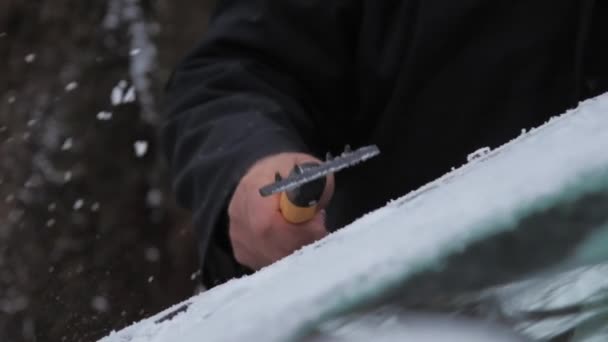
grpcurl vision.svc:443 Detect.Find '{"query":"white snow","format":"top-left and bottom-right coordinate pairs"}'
top-left (111, 81), bottom-right (137, 105)
top-left (92, 296), bottom-right (110, 313)
top-left (97, 111), bottom-right (113, 120)
top-left (123, 86), bottom-right (137, 103)
top-left (111, 80), bottom-right (128, 105)
top-left (61, 138), bottom-right (73, 151)
top-left (100, 93), bottom-right (608, 342)
top-left (190, 271), bottom-right (200, 281)
top-left (73, 199), bottom-right (84, 211)
top-left (146, 189), bottom-right (162, 207)
top-left (133, 140), bottom-right (148, 157)
top-left (466, 146), bottom-right (491, 162)
top-left (65, 82), bottom-right (79, 92)
top-left (64, 171), bottom-right (72, 182)
top-left (145, 247), bottom-right (160, 263)
top-left (24, 53), bottom-right (36, 63)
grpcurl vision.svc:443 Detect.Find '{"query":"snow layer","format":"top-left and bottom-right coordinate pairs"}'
top-left (100, 93), bottom-right (608, 342)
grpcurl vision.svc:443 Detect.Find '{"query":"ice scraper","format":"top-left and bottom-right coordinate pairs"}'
top-left (259, 145), bottom-right (380, 224)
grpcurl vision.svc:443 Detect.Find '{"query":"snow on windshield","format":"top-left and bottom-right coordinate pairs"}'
top-left (101, 94), bottom-right (608, 342)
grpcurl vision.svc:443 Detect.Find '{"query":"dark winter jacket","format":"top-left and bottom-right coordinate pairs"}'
top-left (163, 0), bottom-right (608, 288)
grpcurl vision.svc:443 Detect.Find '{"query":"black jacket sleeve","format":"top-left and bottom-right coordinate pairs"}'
top-left (162, 0), bottom-right (360, 288)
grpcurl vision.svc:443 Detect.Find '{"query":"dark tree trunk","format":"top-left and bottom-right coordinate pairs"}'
top-left (0, 1), bottom-right (214, 341)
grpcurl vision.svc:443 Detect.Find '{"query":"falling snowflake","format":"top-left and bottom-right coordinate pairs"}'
top-left (133, 140), bottom-right (148, 157)
top-left (65, 82), bottom-right (79, 92)
top-left (146, 189), bottom-right (163, 207)
top-left (96, 111), bottom-right (113, 120)
top-left (123, 86), bottom-right (136, 103)
top-left (190, 270), bottom-right (201, 281)
top-left (144, 247), bottom-right (160, 262)
top-left (111, 81), bottom-right (125, 105)
top-left (130, 48), bottom-right (141, 56)
top-left (61, 138), bottom-right (73, 151)
top-left (110, 80), bottom-right (136, 105)
top-left (24, 179), bottom-right (36, 188)
top-left (91, 296), bottom-right (110, 313)
top-left (73, 199), bottom-right (84, 210)
top-left (24, 53), bottom-right (36, 63)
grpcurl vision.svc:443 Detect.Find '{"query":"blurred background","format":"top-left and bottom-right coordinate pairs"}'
top-left (0, 0), bottom-right (216, 341)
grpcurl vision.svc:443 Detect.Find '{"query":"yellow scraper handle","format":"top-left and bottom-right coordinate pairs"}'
top-left (278, 162), bottom-right (327, 224)
top-left (280, 192), bottom-right (319, 224)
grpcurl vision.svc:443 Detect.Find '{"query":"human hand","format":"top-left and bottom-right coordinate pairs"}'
top-left (228, 152), bottom-right (334, 270)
